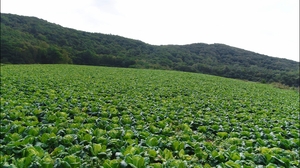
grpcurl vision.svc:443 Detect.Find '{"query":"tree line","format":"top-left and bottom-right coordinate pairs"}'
top-left (1, 13), bottom-right (299, 87)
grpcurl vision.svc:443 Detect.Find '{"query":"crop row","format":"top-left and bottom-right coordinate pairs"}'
top-left (0, 65), bottom-right (299, 167)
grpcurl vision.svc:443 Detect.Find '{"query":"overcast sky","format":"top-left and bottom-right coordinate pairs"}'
top-left (2, 0), bottom-right (299, 61)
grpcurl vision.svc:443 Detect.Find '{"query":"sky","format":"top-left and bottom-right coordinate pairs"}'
top-left (1, 0), bottom-right (299, 61)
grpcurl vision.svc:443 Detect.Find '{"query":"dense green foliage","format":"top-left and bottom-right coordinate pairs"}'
top-left (1, 13), bottom-right (299, 87)
top-left (1, 65), bottom-right (299, 167)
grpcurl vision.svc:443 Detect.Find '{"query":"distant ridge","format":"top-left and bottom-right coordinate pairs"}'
top-left (1, 13), bottom-right (299, 87)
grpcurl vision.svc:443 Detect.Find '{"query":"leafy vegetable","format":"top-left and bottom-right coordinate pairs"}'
top-left (0, 65), bottom-right (298, 167)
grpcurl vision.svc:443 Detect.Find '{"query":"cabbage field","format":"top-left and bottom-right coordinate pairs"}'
top-left (0, 64), bottom-right (299, 168)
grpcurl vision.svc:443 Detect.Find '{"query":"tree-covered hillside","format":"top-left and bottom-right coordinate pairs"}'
top-left (1, 13), bottom-right (299, 86)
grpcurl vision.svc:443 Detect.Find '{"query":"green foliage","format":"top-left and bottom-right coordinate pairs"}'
top-left (1, 13), bottom-right (299, 87)
top-left (0, 65), bottom-right (299, 167)
top-left (125, 155), bottom-right (146, 168)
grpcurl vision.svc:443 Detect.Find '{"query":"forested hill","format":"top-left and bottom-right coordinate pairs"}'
top-left (1, 13), bottom-right (299, 87)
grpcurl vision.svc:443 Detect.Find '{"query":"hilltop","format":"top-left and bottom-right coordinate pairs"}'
top-left (1, 13), bottom-right (299, 86)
